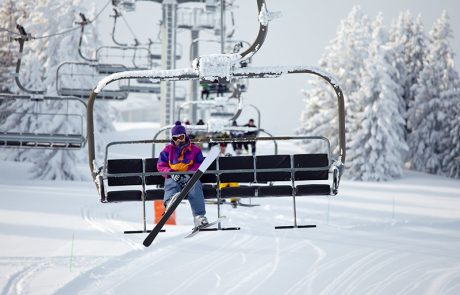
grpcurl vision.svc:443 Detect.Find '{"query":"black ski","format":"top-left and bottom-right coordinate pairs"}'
top-left (143, 145), bottom-right (220, 247)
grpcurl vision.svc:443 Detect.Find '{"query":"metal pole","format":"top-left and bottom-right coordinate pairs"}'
top-left (190, 30), bottom-right (199, 123)
top-left (142, 159), bottom-right (147, 232)
top-left (220, 0), bottom-right (225, 53)
top-left (290, 155), bottom-right (298, 227)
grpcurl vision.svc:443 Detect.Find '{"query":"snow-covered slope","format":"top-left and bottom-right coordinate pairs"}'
top-left (1, 124), bottom-right (460, 294)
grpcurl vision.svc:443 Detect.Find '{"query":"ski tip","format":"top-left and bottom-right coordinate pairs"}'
top-left (143, 239), bottom-right (153, 247)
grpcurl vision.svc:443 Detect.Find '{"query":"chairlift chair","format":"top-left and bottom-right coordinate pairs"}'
top-left (0, 94), bottom-right (87, 149)
top-left (86, 0), bottom-right (345, 233)
top-left (0, 26), bottom-right (88, 149)
top-left (177, 6), bottom-right (217, 30)
top-left (96, 46), bottom-right (154, 72)
top-left (56, 61), bottom-right (129, 100)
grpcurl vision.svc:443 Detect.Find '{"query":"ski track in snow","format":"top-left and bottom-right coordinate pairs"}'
top-left (283, 239), bottom-right (327, 295)
top-left (1, 162), bottom-right (460, 294)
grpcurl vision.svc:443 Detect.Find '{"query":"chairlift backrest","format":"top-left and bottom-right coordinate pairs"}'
top-left (107, 159), bottom-right (143, 186)
top-left (144, 158), bottom-right (164, 186)
top-left (293, 154), bottom-right (329, 181)
top-left (256, 155), bottom-right (291, 182)
top-left (218, 155), bottom-right (254, 182)
top-left (201, 159), bottom-right (217, 183)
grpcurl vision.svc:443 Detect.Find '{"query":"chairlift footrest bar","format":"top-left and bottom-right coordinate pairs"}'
top-left (198, 226), bottom-right (241, 232)
top-left (124, 229), bottom-right (166, 234)
top-left (274, 225), bottom-right (316, 229)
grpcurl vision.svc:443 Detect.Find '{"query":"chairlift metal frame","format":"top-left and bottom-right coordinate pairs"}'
top-left (96, 45), bottom-right (155, 70)
top-left (86, 65), bottom-right (346, 194)
top-left (0, 94), bottom-right (87, 149)
top-left (56, 61), bottom-right (129, 100)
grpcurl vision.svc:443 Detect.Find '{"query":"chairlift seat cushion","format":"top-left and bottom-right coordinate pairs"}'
top-left (145, 189), bottom-right (165, 201)
top-left (203, 185), bottom-right (218, 198)
top-left (296, 184), bottom-right (330, 196)
top-left (220, 186), bottom-right (256, 198)
top-left (107, 190), bottom-right (142, 202)
top-left (145, 158), bottom-right (164, 185)
top-left (201, 159), bottom-right (217, 183)
top-left (258, 185), bottom-right (293, 197)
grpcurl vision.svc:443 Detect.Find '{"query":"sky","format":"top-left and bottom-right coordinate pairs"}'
top-left (88, 0), bottom-right (460, 135)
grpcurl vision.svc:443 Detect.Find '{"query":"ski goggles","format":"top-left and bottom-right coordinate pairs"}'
top-left (172, 134), bottom-right (185, 141)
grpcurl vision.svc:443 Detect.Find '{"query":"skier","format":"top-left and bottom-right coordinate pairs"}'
top-left (217, 83), bottom-right (226, 97)
top-left (157, 121), bottom-right (209, 227)
top-left (201, 82), bottom-right (210, 99)
top-left (230, 120), bottom-right (243, 155)
top-left (243, 119), bottom-right (258, 155)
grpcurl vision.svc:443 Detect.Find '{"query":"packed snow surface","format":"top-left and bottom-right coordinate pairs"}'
top-left (1, 123), bottom-right (460, 294)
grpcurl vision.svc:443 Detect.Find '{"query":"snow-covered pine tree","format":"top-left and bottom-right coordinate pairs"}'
top-left (1, 0), bottom-right (50, 163)
top-left (388, 12), bottom-right (426, 142)
top-left (407, 11), bottom-right (459, 176)
top-left (347, 13), bottom-right (407, 181)
top-left (1, 0), bottom-right (113, 180)
top-left (31, 0), bottom-right (113, 180)
top-left (298, 81), bottom-right (337, 153)
top-left (434, 12), bottom-right (460, 179)
top-left (441, 84), bottom-right (460, 178)
top-left (0, 0), bottom-right (21, 125)
top-left (0, 0), bottom-right (18, 93)
top-left (298, 6), bottom-right (371, 159)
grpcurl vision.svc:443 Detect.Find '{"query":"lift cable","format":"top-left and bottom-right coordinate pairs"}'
top-left (0, 0), bottom-right (111, 41)
top-left (120, 14), bottom-right (139, 44)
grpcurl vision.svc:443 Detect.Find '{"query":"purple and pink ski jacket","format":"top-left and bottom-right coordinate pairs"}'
top-left (157, 142), bottom-right (204, 178)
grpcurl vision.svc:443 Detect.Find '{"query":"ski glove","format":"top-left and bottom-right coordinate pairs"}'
top-left (180, 174), bottom-right (190, 184)
top-left (171, 174), bottom-right (182, 182)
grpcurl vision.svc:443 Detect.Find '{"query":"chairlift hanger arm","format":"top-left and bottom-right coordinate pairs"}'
top-left (185, 0), bottom-right (266, 59)
top-left (240, 0), bottom-right (268, 60)
top-left (233, 65), bottom-right (346, 164)
top-left (110, 8), bottom-right (128, 46)
top-left (77, 16), bottom-right (98, 62)
top-left (14, 25), bottom-right (45, 95)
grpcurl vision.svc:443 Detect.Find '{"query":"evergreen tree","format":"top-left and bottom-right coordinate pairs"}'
top-left (441, 85), bottom-right (460, 178)
top-left (1, 0), bottom-right (112, 180)
top-left (388, 12), bottom-right (426, 142)
top-left (347, 13), bottom-right (407, 181)
top-left (407, 11), bottom-right (459, 176)
top-left (298, 6), bottom-right (371, 160)
top-left (32, 0), bottom-right (113, 180)
top-left (1, 0), bottom-right (49, 163)
top-left (298, 81), bottom-right (337, 153)
top-left (0, 0), bottom-right (18, 93)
